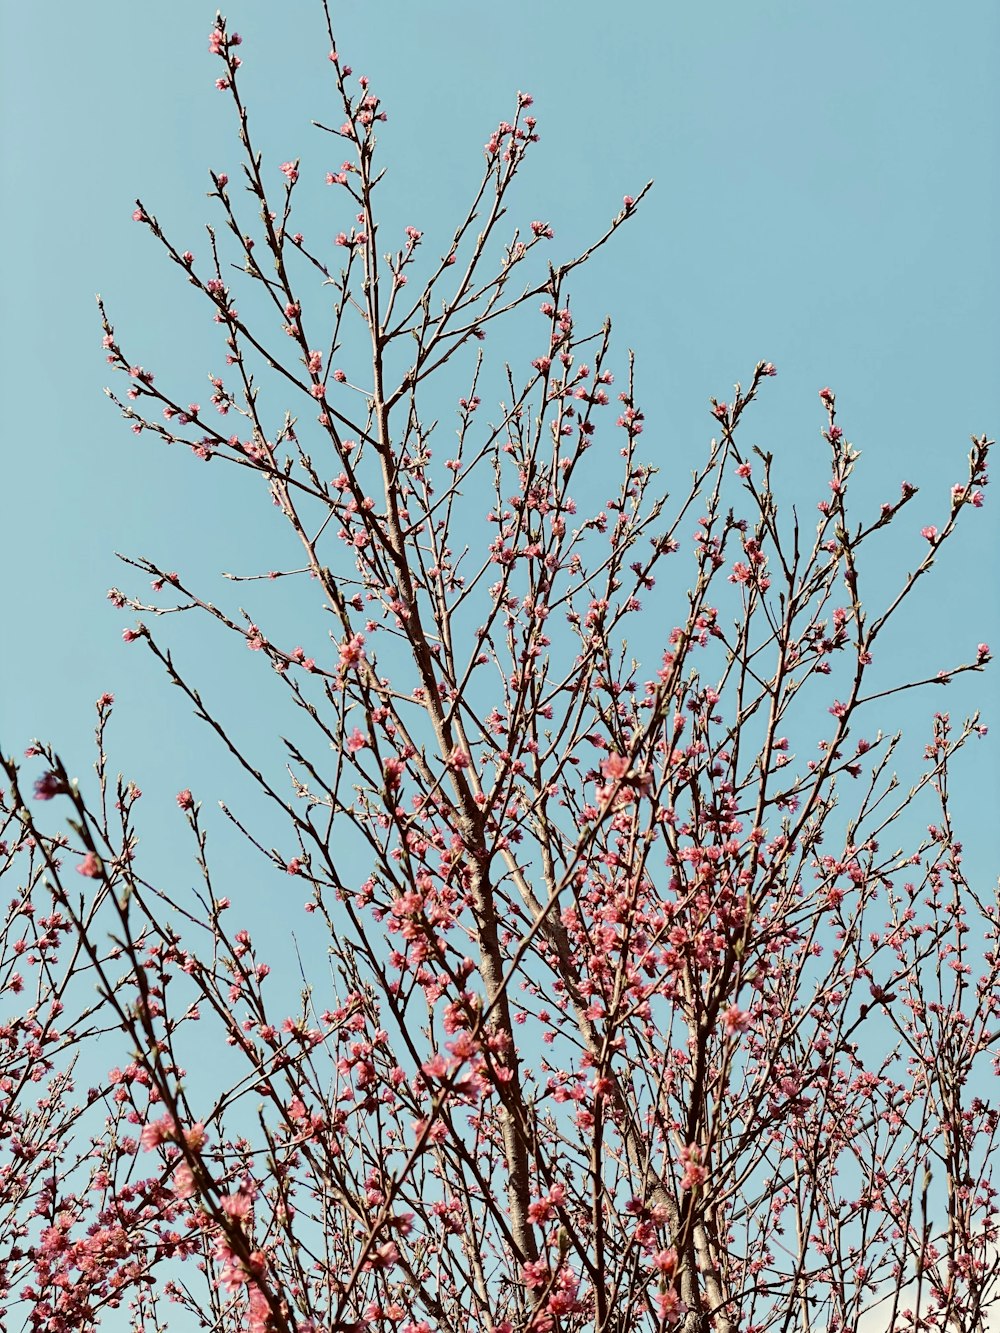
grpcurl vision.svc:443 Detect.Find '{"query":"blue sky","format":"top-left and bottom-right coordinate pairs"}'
top-left (1, 3), bottom-right (997, 913)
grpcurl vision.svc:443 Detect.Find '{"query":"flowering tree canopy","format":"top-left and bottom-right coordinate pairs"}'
top-left (2, 8), bottom-right (997, 1333)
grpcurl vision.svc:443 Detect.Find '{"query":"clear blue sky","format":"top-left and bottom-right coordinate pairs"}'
top-left (1, 1), bottom-right (997, 895)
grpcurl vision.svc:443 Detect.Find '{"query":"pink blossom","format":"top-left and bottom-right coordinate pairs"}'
top-left (346, 727), bottom-right (368, 754)
top-left (422, 1052), bottom-right (451, 1079)
top-left (679, 1143), bottom-right (707, 1191)
top-left (600, 753), bottom-right (630, 782)
top-left (76, 851), bottom-right (102, 878)
top-left (369, 1241), bottom-right (399, 1271)
top-left (653, 1289), bottom-right (686, 1324)
top-left (176, 789), bottom-right (194, 810)
top-left (338, 633), bottom-right (366, 669)
top-left (977, 643), bottom-right (991, 662)
top-left (522, 1257), bottom-right (550, 1288)
top-left (220, 1189), bottom-right (253, 1219)
top-left (33, 771), bottom-right (65, 800)
top-left (723, 1005), bottom-right (751, 1035)
top-left (173, 1162), bottom-right (197, 1198)
top-left (921, 525), bottom-right (938, 544)
top-left (140, 1113), bottom-right (174, 1151)
top-left (653, 1248), bottom-right (678, 1275)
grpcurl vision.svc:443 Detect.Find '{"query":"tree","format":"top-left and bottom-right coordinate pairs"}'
top-left (3, 7), bottom-right (998, 1331)
top-left (0, 707), bottom-right (192, 1328)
